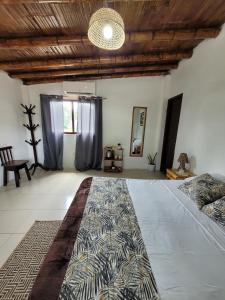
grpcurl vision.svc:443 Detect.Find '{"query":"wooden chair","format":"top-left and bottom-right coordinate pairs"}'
top-left (0, 146), bottom-right (31, 188)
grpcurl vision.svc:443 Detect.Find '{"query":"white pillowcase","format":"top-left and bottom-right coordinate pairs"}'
top-left (184, 176), bottom-right (196, 182)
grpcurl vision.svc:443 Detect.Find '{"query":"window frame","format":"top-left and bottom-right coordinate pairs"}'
top-left (63, 100), bottom-right (77, 134)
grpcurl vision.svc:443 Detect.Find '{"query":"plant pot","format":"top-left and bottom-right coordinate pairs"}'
top-left (147, 164), bottom-right (156, 172)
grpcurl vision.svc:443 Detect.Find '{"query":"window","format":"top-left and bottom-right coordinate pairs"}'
top-left (63, 100), bottom-right (78, 134)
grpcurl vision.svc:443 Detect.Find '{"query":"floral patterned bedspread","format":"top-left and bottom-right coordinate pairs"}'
top-left (59, 177), bottom-right (159, 300)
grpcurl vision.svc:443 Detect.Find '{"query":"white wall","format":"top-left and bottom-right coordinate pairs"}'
top-left (23, 77), bottom-right (165, 170)
top-left (0, 71), bottom-right (28, 186)
top-left (97, 77), bottom-right (165, 169)
top-left (165, 25), bottom-right (225, 175)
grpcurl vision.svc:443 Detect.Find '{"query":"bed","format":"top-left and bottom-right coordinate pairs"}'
top-left (29, 176), bottom-right (225, 300)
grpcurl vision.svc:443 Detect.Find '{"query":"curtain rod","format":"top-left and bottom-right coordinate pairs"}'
top-left (66, 91), bottom-right (93, 95)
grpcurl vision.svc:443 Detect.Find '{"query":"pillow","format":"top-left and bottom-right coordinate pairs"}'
top-left (209, 173), bottom-right (225, 183)
top-left (202, 197), bottom-right (225, 229)
top-left (178, 173), bottom-right (225, 209)
top-left (184, 173), bottom-right (225, 183)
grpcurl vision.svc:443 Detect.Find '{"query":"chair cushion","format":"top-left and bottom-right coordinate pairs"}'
top-left (178, 173), bottom-right (225, 209)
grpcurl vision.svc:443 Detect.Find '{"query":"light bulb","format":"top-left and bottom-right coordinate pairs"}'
top-left (103, 24), bottom-right (113, 40)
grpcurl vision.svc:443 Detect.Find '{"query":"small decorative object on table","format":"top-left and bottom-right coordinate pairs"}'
top-left (105, 147), bottom-right (114, 159)
top-left (104, 144), bottom-right (123, 173)
top-left (177, 152), bottom-right (189, 172)
top-left (166, 153), bottom-right (194, 179)
top-left (147, 152), bottom-right (157, 172)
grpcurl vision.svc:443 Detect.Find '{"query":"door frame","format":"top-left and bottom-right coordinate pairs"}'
top-left (160, 93), bottom-right (183, 172)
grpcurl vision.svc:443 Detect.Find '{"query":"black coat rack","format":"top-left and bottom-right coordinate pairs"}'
top-left (21, 104), bottom-right (47, 175)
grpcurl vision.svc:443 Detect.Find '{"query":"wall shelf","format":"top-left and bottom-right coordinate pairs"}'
top-left (103, 146), bottom-right (123, 173)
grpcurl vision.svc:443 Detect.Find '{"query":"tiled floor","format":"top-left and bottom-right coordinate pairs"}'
top-left (0, 169), bottom-right (165, 267)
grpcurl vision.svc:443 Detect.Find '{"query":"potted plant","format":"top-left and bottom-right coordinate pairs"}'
top-left (147, 152), bottom-right (157, 172)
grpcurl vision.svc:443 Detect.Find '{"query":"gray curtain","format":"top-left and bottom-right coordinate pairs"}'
top-left (75, 97), bottom-right (102, 171)
top-left (40, 94), bottom-right (64, 170)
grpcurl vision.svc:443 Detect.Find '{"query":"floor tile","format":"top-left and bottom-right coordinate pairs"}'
top-left (0, 169), bottom-right (165, 266)
top-left (0, 234), bottom-right (10, 248)
top-left (0, 234), bottom-right (24, 268)
top-left (0, 210), bottom-right (31, 234)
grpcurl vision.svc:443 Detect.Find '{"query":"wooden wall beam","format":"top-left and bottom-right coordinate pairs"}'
top-left (23, 70), bottom-right (170, 85)
top-left (10, 63), bottom-right (178, 79)
top-left (0, 0), bottom-right (80, 3)
top-left (0, 51), bottom-right (192, 71)
top-left (0, 28), bottom-right (219, 49)
top-left (0, 0), bottom-right (170, 4)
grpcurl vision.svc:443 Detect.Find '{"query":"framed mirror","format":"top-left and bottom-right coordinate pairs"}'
top-left (130, 107), bottom-right (147, 157)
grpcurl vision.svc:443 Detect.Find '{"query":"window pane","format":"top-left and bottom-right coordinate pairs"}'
top-left (63, 102), bottom-right (73, 132)
top-left (73, 101), bottom-right (78, 133)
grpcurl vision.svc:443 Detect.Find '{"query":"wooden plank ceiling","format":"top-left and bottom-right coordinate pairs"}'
top-left (0, 0), bottom-right (224, 85)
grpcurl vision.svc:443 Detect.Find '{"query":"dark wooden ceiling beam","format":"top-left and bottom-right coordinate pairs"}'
top-left (23, 70), bottom-right (170, 85)
top-left (0, 27), bottom-right (219, 49)
top-left (0, 51), bottom-right (192, 71)
top-left (0, 0), bottom-right (170, 4)
top-left (10, 63), bottom-right (178, 79)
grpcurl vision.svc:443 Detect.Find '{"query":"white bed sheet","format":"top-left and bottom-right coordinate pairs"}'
top-left (127, 179), bottom-right (225, 300)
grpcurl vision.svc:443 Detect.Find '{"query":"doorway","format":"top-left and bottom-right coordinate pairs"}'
top-left (160, 94), bottom-right (183, 172)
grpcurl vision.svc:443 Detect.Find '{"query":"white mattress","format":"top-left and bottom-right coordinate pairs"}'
top-left (127, 179), bottom-right (225, 300)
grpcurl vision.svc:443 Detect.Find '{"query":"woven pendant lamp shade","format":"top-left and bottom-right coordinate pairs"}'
top-left (88, 8), bottom-right (125, 50)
